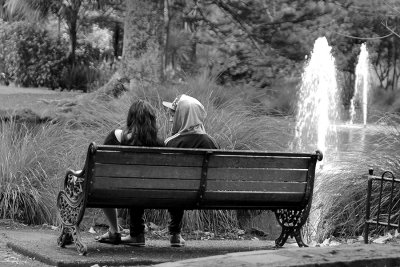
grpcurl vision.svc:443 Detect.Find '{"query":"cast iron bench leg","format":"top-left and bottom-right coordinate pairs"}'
top-left (57, 225), bottom-right (73, 247)
top-left (274, 206), bottom-right (310, 248)
top-left (56, 171), bottom-right (88, 255)
top-left (57, 191), bottom-right (87, 255)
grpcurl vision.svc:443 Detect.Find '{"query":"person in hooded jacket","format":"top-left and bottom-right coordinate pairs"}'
top-left (162, 94), bottom-right (219, 247)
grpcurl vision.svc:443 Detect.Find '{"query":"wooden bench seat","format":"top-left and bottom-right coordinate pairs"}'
top-left (57, 143), bottom-right (323, 255)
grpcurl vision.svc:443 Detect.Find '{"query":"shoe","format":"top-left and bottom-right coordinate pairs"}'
top-left (121, 233), bottom-right (145, 247)
top-left (170, 234), bottom-right (185, 247)
top-left (94, 231), bottom-right (121, 245)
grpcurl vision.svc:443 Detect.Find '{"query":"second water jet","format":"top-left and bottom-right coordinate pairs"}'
top-left (349, 43), bottom-right (370, 126)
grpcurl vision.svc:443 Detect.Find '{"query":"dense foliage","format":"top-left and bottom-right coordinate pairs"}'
top-left (2, 1), bottom-right (400, 108)
top-left (0, 20), bottom-right (67, 88)
top-left (111, 0), bottom-right (397, 115)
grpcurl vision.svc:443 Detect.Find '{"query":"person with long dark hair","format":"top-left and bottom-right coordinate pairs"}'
top-left (95, 99), bottom-right (163, 245)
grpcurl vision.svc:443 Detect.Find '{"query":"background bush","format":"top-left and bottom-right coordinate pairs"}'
top-left (0, 21), bottom-right (68, 88)
top-left (57, 42), bottom-right (117, 92)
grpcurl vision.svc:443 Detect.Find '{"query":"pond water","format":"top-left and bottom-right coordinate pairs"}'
top-left (317, 122), bottom-right (399, 174)
top-left (303, 121), bottom-right (400, 242)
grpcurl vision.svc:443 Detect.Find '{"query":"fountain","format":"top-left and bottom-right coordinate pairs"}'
top-left (291, 36), bottom-right (341, 243)
top-left (349, 43), bottom-right (370, 126)
top-left (291, 37), bottom-right (395, 245)
top-left (292, 37), bottom-right (340, 159)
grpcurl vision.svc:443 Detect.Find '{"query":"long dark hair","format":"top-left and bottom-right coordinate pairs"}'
top-left (121, 99), bottom-right (159, 146)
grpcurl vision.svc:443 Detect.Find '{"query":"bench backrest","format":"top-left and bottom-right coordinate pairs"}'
top-left (83, 143), bottom-right (321, 210)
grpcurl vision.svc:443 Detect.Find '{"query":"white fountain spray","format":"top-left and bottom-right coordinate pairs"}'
top-left (292, 37), bottom-right (341, 244)
top-left (292, 37), bottom-right (340, 158)
top-left (349, 43), bottom-right (370, 126)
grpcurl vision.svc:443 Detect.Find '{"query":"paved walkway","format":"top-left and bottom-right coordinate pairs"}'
top-left (2, 226), bottom-right (400, 267)
top-left (3, 227), bottom-right (274, 267)
top-left (153, 243), bottom-right (400, 267)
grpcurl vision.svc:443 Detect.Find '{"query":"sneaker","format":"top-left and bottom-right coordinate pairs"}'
top-left (94, 231), bottom-right (121, 245)
top-left (121, 233), bottom-right (145, 247)
top-left (170, 234), bottom-right (185, 247)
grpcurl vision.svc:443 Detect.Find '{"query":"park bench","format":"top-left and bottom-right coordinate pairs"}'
top-left (56, 142), bottom-right (323, 255)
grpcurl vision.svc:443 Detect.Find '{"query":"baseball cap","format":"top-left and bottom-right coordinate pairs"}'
top-left (162, 95), bottom-right (181, 111)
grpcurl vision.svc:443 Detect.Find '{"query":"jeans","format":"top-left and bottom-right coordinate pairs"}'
top-left (129, 208), bottom-right (145, 236)
top-left (168, 208), bottom-right (184, 234)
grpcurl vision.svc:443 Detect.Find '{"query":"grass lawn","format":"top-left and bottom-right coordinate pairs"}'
top-left (0, 85), bottom-right (81, 116)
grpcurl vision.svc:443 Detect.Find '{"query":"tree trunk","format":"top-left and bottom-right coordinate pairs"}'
top-left (58, 16), bottom-right (61, 40)
top-left (164, 0), bottom-right (172, 78)
top-left (121, 0), bottom-right (164, 83)
top-left (69, 23), bottom-right (77, 66)
top-left (392, 37), bottom-right (398, 91)
top-left (113, 22), bottom-right (121, 59)
top-left (66, 1), bottom-right (81, 66)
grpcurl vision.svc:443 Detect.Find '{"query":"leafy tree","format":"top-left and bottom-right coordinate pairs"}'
top-left (1, 0), bottom-right (123, 65)
top-left (177, 0), bottom-right (345, 88)
top-left (328, 0), bottom-right (400, 96)
top-left (82, 0), bottom-right (125, 59)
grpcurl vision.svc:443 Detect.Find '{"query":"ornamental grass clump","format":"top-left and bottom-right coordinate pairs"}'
top-left (0, 120), bottom-right (64, 224)
top-left (313, 113), bottom-right (400, 241)
top-left (0, 71), bottom-right (292, 231)
top-left (0, 102), bottom-right (126, 225)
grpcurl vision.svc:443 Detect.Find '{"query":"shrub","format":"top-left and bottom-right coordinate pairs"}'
top-left (59, 64), bottom-right (100, 92)
top-left (58, 41), bottom-right (118, 92)
top-left (0, 119), bottom-right (63, 224)
top-left (75, 42), bottom-right (102, 66)
top-left (0, 21), bottom-right (68, 88)
top-left (0, 96), bottom-right (132, 224)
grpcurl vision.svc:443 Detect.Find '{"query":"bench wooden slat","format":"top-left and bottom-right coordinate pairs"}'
top-left (95, 151), bottom-right (312, 169)
top-left (88, 190), bottom-right (198, 208)
top-left (93, 177), bottom-right (199, 190)
top-left (87, 190), bottom-right (304, 209)
top-left (88, 199), bottom-right (302, 209)
top-left (208, 168), bottom-right (308, 182)
top-left (89, 189), bottom-right (197, 200)
top-left (207, 181), bottom-right (306, 192)
top-left (89, 187), bottom-right (305, 206)
top-left (95, 164), bottom-right (307, 182)
top-left (92, 177), bottom-right (305, 193)
top-left (96, 151), bottom-right (204, 167)
top-left (88, 199), bottom-right (197, 209)
top-left (204, 191), bottom-right (304, 204)
top-left (208, 155), bottom-right (311, 169)
top-left (94, 163), bottom-right (201, 179)
top-left (96, 145), bottom-right (316, 158)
